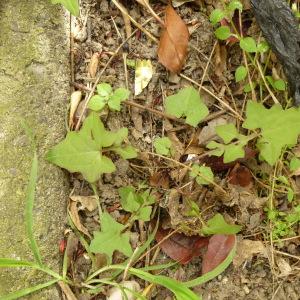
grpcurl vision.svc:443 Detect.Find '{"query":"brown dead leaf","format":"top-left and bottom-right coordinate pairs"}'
top-left (202, 235), bottom-right (236, 274)
top-left (214, 42), bottom-right (227, 77)
top-left (70, 195), bottom-right (98, 212)
top-left (233, 239), bottom-right (266, 267)
top-left (158, 5), bottom-right (189, 73)
top-left (156, 227), bottom-right (209, 264)
top-left (58, 281), bottom-right (78, 300)
top-left (88, 52), bottom-right (100, 78)
top-left (228, 164), bottom-right (253, 189)
top-left (68, 200), bottom-right (91, 238)
top-left (150, 171), bottom-right (170, 189)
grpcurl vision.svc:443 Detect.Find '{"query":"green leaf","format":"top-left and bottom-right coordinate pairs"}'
top-left (109, 88), bottom-right (130, 111)
top-left (228, 0), bottom-right (243, 11)
top-left (206, 141), bottom-right (225, 157)
top-left (216, 123), bottom-right (238, 144)
top-left (257, 41), bottom-right (269, 53)
top-left (243, 82), bottom-right (256, 93)
top-left (210, 9), bottom-right (226, 25)
top-left (112, 145), bottom-right (138, 159)
top-left (223, 143), bottom-right (245, 163)
top-left (240, 37), bottom-right (257, 53)
top-left (154, 137), bottom-right (172, 156)
top-left (274, 79), bottom-right (286, 91)
top-left (88, 95), bottom-right (107, 111)
top-left (118, 187), bottom-right (153, 221)
top-left (243, 101), bottom-right (300, 165)
top-left (290, 157), bottom-right (300, 171)
top-left (190, 165), bottom-right (214, 185)
top-left (51, 0), bottom-right (79, 16)
top-left (165, 87), bottom-right (209, 127)
top-left (97, 83), bottom-right (112, 97)
top-left (119, 186), bottom-right (140, 212)
top-left (235, 65), bottom-right (247, 82)
top-left (287, 187), bottom-right (294, 202)
top-left (89, 212), bottom-right (132, 262)
top-left (214, 26), bottom-right (231, 40)
top-left (46, 113), bottom-right (117, 182)
top-left (202, 214), bottom-right (241, 235)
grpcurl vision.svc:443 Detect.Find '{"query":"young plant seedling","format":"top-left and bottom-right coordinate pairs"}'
top-left (46, 111), bottom-right (137, 183)
top-left (118, 186), bottom-right (156, 222)
top-left (88, 83), bottom-right (130, 112)
top-left (207, 123), bottom-right (251, 163)
top-left (165, 86), bottom-right (209, 127)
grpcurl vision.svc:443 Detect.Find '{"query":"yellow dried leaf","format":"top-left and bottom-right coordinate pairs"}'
top-left (69, 91), bottom-right (82, 129)
top-left (134, 59), bottom-right (153, 96)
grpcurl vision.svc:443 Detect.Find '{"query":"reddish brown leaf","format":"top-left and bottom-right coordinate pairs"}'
top-left (156, 227), bottom-right (209, 264)
top-left (157, 5), bottom-right (189, 73)
top-left (149, 171), bottom-right (170, 189)
top-left (202, 234), bottom-right (236, 274)
top-left (201, 147), bottom-right (256, 172)
top-left (228, 164), bottom-right (253, 188)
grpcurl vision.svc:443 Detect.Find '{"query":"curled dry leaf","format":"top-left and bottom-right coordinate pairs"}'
top-left (233, 239), bottom-right (266, 267)
top-left (70, 195), bottom-right (98, 212)
top-left (155, 227), bottom-right (209, 264)
top-left (68, 200), bottom-right (91, 238)
top-left (202, 234), bottom-right (236, 274)
top-left (107, 281), bottom-right (140, 300)
top-left (158, 5), bottom-right (189, 73)
top-left (88, 52), bottom-right (100, 78)
top-left (69, 91), bottom-right (82, 129)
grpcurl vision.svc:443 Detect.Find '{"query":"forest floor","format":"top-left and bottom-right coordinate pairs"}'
top-left (61, 0), bottom-right (300, 299)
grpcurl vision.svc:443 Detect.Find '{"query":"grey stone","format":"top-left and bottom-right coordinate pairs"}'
top-left (0, 0), bottom-right (69, 298)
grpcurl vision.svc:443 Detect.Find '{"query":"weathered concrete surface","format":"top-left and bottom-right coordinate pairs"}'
top-left (0, 0), bottom-right (69, 298)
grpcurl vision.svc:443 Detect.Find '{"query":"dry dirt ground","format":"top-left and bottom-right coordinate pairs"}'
top-left (66, 0), bottom-right (300, 299)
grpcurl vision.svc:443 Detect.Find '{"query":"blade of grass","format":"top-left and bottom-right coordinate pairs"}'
top-left (183, 236), bottom-right (237, 287)
top-left (21, 121), bottom-right (43, 266)
top-left (0, 279), bottom-right (58, 300)
top-left (25, 151), bottom-right (42, 266)
top-left (0, 258), bottom-right (63, 281)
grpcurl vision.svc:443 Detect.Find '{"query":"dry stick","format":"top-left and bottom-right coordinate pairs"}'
top-left (256, 61), bottom-right (279, 104)
top-left (198, 40), bottom-right (217, 90)
top-left (74, 17), bottom-right (157, 130)
top-left (112, 0), bottom-right (158, 43)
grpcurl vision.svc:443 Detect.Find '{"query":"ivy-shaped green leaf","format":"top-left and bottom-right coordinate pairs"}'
top-left (243, 101), bottom-right (300, 165)
top-left (46, 112), bottom-right (137, 182)
top-left (165, 87), bottom-right (209, 127)
top-left (118, 187), bottom-right (155, 221)
top-left (89, 212), bottom-right (132, 263)
top-left (202, 214), bottom-right (241, 235)
top-left (207, 124), bottom-right (248, 163)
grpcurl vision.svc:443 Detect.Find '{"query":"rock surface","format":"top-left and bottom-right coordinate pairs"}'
top-left (0, 0), bottom-right (69, 298)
